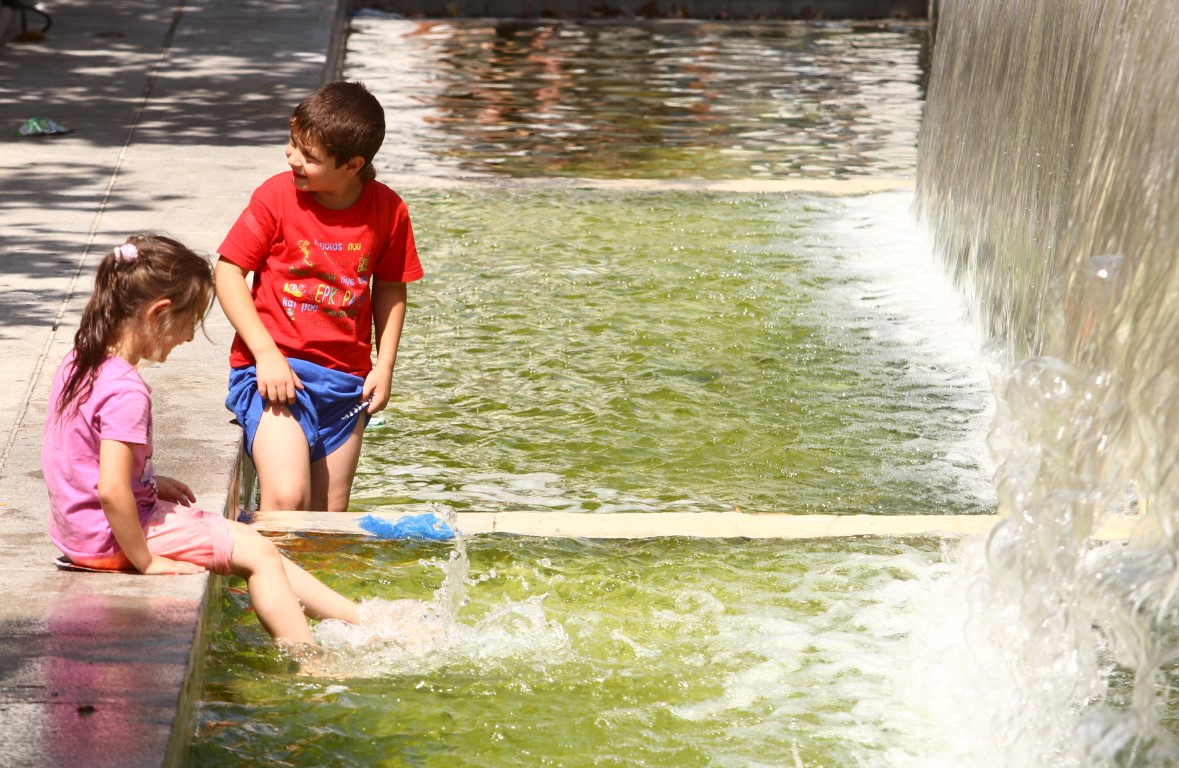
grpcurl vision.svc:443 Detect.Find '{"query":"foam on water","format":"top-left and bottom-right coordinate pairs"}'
top-left (310, 595), bottom-right (571, 678)
top-left (805, 189), bottom-right (997, 509)
top-left (353, 187), bottom-right (997, 519)
top-left (309, 535), bottom-right (571, 678)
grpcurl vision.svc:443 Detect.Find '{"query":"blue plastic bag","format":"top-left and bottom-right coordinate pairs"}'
top-left (358, 512), bottom-right (456, 541)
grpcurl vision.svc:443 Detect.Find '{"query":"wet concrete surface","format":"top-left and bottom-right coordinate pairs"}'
top-left (0, 0), bottom-right (345, 764)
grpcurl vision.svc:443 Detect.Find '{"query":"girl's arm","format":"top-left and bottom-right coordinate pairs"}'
top-left (98, 440), bottom-right (205, 575)
top-left (365, 280), bottom-right (408, 413)
top-left (213, 257), bottom-right (303, 404)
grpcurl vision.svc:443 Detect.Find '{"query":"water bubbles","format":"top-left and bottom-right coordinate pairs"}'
top-left (1089, 254), bottom-right (1123, 280)
top-left (316, 597), bottom-right (451, 657)
top-left (309, 592), bottom-right (571, 678)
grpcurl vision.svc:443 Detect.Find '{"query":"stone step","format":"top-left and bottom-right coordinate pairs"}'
top-left (249, 509), bottom-right (1141, 541)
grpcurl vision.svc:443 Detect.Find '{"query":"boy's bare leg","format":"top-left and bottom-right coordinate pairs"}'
top-left (253, 404), bottom-right (313, 511)
top-left (310, 417), bottom-right (366, 512)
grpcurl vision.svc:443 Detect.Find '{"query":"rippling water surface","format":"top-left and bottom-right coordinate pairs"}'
top-left (192, 534), bottom-right (975, 767)
top-left (189, 18), bottom-right (1008, 768)
top-left (350, 189), bottom-right (992, 517)
top-left (351, 18), bottom-right (928, 179)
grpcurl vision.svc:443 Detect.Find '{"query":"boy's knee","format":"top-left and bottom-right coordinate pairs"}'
top-left (260, 484), bottom-right (310, 512)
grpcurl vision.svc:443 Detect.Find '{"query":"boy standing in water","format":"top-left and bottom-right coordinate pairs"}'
top-left (217, 81), bottom-right (423, 512)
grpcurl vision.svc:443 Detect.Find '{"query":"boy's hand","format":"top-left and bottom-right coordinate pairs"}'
top-left (156, 475), bottom-right (196, 505)
top-left (141, 555), bottom-right (206, 575)
top-left (215, 258), bottom-right (301, 402)
top-left (362, 369), bottom-right (393, 414)
top-left (256, 349), bottom-right (304, 404)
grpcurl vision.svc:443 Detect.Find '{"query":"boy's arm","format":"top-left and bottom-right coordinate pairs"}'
top-left (214, 257), bottom-right (303, 403)
top-left (97, 440), bottom-right (205, 575)
top-left (365, 280), bottom-right (408, 413)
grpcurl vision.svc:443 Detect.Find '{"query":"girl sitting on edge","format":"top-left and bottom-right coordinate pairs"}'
top-left (42, 233), bottom-right (361, 647)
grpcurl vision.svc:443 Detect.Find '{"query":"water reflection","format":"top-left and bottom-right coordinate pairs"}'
top-left (347, 18), bottom-right (929, 179)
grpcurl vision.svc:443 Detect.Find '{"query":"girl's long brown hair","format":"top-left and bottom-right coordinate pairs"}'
top-left (57, 234), bottom-right (214, 415)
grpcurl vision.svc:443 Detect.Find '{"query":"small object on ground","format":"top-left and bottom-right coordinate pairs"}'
top-left (17, 117), bottom-right (72, 136)
top-left (358, 512), bottom-right (456, 541)
top-left (52, 555), bottom-right (130, 573)
top-left (3, 0), bottom-right (51, 40)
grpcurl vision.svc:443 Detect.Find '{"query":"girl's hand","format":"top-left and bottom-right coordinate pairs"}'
top-left (156, 475), bottom-right (195, 505)
top-left (256, 349), bottom-right (303, 404)
top-left (141, 555), bottom-right (206, 575)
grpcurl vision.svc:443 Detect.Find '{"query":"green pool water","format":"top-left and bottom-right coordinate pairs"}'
top-left (189, 187), bottom-right (994, 766)
top-left (189, 18), bottom-right (998, 768)
top-left (191, 534), bottom-right (963, 767)
top-left (350, 189), bottom-right (993, 518)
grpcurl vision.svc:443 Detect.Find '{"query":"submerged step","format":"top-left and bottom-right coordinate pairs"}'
top-left (390, 175), bottom-right (916, 195)
top-left (248, 510), bottom-right (1139, 541)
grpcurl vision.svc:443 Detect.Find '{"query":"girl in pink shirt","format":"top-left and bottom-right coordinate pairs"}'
top-left (42, 234), bottom-right (361, 648)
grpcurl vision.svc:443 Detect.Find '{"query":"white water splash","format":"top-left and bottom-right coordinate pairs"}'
top-left (310, 510), bottom-right (570, 678)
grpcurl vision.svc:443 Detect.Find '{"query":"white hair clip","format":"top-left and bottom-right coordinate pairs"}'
top-left (114, 243), bottom-right (139, 262)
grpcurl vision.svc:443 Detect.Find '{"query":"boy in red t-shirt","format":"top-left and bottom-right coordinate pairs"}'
top-left (216, 81), bottom-right (423, 512)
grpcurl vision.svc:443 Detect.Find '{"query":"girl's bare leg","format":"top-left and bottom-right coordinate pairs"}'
top-left (280, 555), bottom-right (360, 623)
top-left (228, 521), bottom-right (314, 644)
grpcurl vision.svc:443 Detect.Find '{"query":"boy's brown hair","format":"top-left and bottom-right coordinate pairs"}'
top-left (290, 81), bottom-right (385, 183)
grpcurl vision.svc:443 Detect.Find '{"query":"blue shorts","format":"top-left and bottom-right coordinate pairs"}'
top-left (226, 358), bottom-right (367, 462)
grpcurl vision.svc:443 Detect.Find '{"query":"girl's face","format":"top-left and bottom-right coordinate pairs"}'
top-left (143, 311), bottom-right (198, 364)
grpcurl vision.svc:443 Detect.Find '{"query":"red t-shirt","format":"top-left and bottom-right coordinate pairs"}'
top-left (218, 172), bottom-right (423, 375)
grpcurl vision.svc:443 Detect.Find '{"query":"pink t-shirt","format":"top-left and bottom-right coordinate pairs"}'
top-left (218, 172), bottom-right (424, 376)
top-left (42, 352), bottom-right (158, 561)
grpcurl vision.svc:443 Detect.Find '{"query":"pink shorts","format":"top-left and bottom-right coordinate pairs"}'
top-left (69, 501), bottom-right (235, 574)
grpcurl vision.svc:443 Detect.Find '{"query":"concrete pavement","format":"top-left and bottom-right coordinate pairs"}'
top-left (0, 0), bottom-right (346, 765)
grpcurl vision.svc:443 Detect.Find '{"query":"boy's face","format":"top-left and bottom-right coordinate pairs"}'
top-left (286, 133), bottom-right (363, 202)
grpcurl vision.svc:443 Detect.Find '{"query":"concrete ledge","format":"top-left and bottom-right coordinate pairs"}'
top-left (392, 175), bottom-right (916, 195)
top-left (253, 509), bottom-right (998, 538)
top-left (249, 509), bottom-right (1145, 541)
